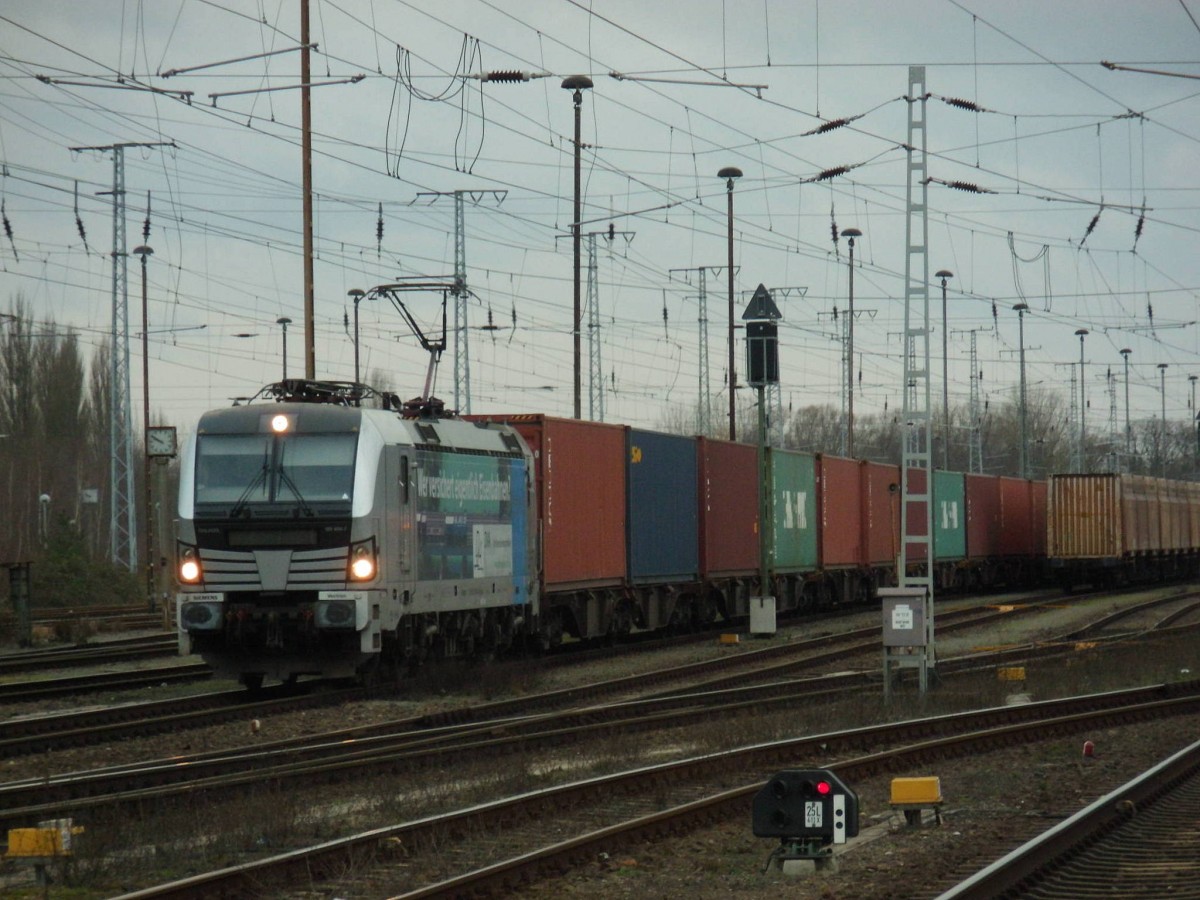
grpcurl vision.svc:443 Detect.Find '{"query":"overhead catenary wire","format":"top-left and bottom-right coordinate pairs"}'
top-left (0, 3), bottom-right (1195, 431)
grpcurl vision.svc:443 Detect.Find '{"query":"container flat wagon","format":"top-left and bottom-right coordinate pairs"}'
top-left (1047, 472), bottom-right (1200, 587)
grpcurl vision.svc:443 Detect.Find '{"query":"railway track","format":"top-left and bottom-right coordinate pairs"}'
top-left (0, 597), bottom-right (1088, 758)
top-left (3, 610), bottom-right (1197, 836)
top-left (0, 633), bottom-right (177, 675)
top-left (0, 682), bottom-right (359, 758)
top-left (0, 662), bottom-right (211, 702)
top-left (30, 607), bottom-right (164, 635)
top-left (106, 683), bottom-right (1200, 899)
top-left (0, 587), bottom-right (1190, 897)
top-left (939, 736), bottom-right (1200, 898)
top-left (0, 585), bottom-right (1159, 707)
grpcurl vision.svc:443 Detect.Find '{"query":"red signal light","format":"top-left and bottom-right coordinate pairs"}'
top-left (816, 780), bottom-right (832, 795)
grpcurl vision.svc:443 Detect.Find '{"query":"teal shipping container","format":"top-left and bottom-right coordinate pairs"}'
top-left (933, 470), bottom-right (966, 561)
top-left (768, 448), bottom-right (819, 571)
top-left (903, 468), bottom-right (966, 563)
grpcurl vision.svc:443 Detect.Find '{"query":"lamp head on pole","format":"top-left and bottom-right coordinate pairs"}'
top-left (1076, 328), bottom-right (1089, 339)
top-left (561, 74), bottom-right (593, 100)
top-left (1013, 302), bottom-right (1028, 314)
top-left (348, 288), bottom-right (365, 303)
top-left (840, 226), bottom-right (861, 246)
top-left (1120, 347), bottom-right (1132, 358)
top-left (132, 245), bottom-right (153, 260)
top-left (718, 166), bottom-right (743, 188)
top-left (935, 268), bottom-right (953, 284)
top-left (276, 316), bottom-right (292, 329)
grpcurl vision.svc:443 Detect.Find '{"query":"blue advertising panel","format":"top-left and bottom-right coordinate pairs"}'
top-left (414, 449), bottom-right (527, 599)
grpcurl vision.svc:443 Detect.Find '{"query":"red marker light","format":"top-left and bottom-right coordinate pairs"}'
top-left (816, 781), bottom-right (832, 795)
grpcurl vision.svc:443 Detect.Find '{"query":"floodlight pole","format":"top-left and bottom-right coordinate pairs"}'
top-left (841, 228), bottom-right (862, 457)
top-left (720, 167), bottom-right (743, 440)
top-left (1014, 303), bottom-right (1030, 478)
top-left (134, 244), bottom-right (153, 611)
top-left (562, 75), bottom-right (593, 419)
top-left (1121, 348), bottom-right (1132, 469)
top-left (936, 269), bottom-right (953, 469)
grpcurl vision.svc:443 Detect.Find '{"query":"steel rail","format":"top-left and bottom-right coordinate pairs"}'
top-left (108, 686), bottom-right (1200, 899)
top-left (938, 736), bottom-right (1200, 899)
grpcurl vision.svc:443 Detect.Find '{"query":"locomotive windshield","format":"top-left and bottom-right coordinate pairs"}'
top-left (194, 432), bottom-right (358, 517)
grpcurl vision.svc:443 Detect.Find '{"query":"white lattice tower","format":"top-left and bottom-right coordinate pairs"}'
top-left (900, 67), bottom-right (933, 605)
top-left (452, 191), bottom-right (470, 414)
top-left (586, 232), bottom-right (603, 421)
top-left (968, 330), bottom-right (982, 473)
top-left (108, 145), bottom-right (136, 572)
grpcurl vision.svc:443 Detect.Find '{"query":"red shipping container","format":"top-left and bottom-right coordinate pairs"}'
top-left (864, 461), bottom-right (902, 566)
top-left (818, 454), bottom-right (862, 567)
top-left (965, 473), bottom-right (1001, 559)
top-left (476, 414), bottom-right (626, 592)
top-left (901, 466), bottom-right (928, 564)
top-left (698, 438), bottom-right (759, 578)
top-left (1030, 480), bottom-right (1048, 556)
top-left (998, 477), bottom-right (1036, 557)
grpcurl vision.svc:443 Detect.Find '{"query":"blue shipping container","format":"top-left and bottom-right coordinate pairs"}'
top-left (626, 429), bottom-right (700, 583)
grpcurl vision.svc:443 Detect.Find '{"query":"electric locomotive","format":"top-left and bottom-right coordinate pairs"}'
top-left (175, 381), bottom-right (538, 689)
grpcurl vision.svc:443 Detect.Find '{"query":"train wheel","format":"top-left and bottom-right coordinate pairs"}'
top-left (240, 673), bottom-right (264, 692)
top-left (539, 610), bottom-right (564, 651)
top-left (695, 592), bottom-right (719, 627)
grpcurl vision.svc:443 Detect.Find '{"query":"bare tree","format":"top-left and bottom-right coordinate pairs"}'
top-left (0, 301), bottom-right (137, 612)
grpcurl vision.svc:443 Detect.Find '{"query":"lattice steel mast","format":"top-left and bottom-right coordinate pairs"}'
top-left (73, 140), bottom-right (171, 571)
top-left (586, 233), bottom-right (603, 420)
top-left (669, 265), bottom-right (723, 436)
top-left (968, 330), bottom-right (982, 473)
top-left (453, 192), bottom-right (469, 414)
top-left (899, 66), bottom-right (934, 643)
top-left (414, 190), bottom-right (506, 414)
top-left (583, 227), bottom-right (633, 421)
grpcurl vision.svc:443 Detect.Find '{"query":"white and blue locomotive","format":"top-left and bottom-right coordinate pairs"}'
top-left (175, 381), bottom-right (538, 689)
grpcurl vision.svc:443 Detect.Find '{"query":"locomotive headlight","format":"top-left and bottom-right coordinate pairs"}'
top-left (348, 539), bottom-right (376, 581)
top-left (178, 545), bottom-right (203, 584)
top-left (271, 414), bottom-right (290, 433)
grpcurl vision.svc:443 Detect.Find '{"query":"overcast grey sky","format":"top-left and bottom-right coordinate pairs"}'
top-left (1, 0), bottom-right (1198, 443)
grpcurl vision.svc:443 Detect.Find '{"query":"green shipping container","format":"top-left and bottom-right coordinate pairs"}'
top-left (933, 470), bottom-right (966, 561)
top-left (769, 448), bottom-right (819, 571)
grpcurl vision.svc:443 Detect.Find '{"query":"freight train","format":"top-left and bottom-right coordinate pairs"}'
top-left (174, 379), bottom-right (1197, 688)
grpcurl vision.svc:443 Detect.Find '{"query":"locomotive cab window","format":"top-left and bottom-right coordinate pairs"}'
top-left (194, 432), bottom-right (358, 516)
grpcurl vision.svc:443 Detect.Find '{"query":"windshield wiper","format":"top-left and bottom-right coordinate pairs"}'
top-left (229, 446), bottom-right (270, 518)
top-left (276, 444), bottom-right (315, 517)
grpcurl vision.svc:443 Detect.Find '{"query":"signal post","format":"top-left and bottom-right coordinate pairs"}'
top-left (744, 284), bottom-right (781, 635)
top-left (752, 768), bottom-right (860, 875)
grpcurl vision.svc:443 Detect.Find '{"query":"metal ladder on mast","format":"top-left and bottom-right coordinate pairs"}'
top-left (899, 66), bottom-right (935, 675)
